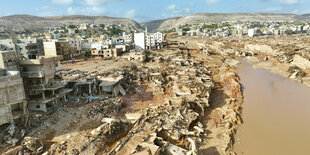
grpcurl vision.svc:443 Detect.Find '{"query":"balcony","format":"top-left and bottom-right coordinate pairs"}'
top-left (21, 71), bottom-right (44, 78)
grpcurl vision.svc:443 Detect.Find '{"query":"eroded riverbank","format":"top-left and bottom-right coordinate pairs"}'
top-left (234, 61), bottom-right (310, 155)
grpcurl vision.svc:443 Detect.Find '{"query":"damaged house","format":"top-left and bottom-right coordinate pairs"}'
top-left (18, 56), bottom-right (72, 112)
top-left (91, 48), bottom-right (123, 58)
top-left (99, 76), bottom-right (126, 96)
top-left (69, 78), bottom-right (99, 97)
top-left (0, 68), bottom-right (27, 126)
top-left (122, 52), bottom-right (146, 62)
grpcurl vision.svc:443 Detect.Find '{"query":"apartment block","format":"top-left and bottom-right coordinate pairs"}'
top-left (19, 56), bottom-right (72, 112)
top-left (0, 68), bottom-right (27, 126)
top-left (134, 33), bottom-right (145, 50)
top-left (43, 41), bottom-right (71, 60)
top-left (0, 38), bottom-right (44, 59)
top-left (146, 32), bottom-right (164, 50)
top-left (91, 48), bottom-right (123, 58)
top-left (0, 51), bottom-right (19, 70)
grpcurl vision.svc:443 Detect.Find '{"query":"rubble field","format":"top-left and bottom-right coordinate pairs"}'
top-left (7, 34), bottom-right (293, 155)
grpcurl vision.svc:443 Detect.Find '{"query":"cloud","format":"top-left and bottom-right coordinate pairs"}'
top-left (67, 6), bottom-right (106, 15)
top-left (67, 7), bottom-right (77, 14)
top-left (263, 7), bottom-right (282, 12)
top-left (205, 0), bottom-right (220, 4)
top-left (125, 9), bottom-right (136, 18)
top-left (52, 0), bottom-right (74, 5)
top-left (261, 0), bottom-right (305, 4)
top-left (167, 4), bottom-right (176, 10)
top-left (84, 0), bottom-right (124, 5)
top-left (163, 4), bottom-right (192, 18)
top-left (36, 5), bottom-right (52, 11)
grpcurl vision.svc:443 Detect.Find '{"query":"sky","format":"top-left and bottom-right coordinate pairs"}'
top-left (0, 0), bottom-right (310, 22)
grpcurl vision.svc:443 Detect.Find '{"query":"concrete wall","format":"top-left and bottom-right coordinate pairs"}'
top-left (0, 70), bottom-right (26, 126)
top-left (134, 33), bottom-right (145, 50)
top-left (0, 51), bottom-right (18, 70)
top-left (245, 44), bottom-right (277, 56)
top-left (43, 42), bottom-right (57, 56)
top-left (291, 55), bottom-right (310, 69)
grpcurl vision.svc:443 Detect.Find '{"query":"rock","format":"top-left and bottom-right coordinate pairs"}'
top-left (164, 144), bottom-right (187, 155)
top-left (291, 55), bottom-right (310, 70)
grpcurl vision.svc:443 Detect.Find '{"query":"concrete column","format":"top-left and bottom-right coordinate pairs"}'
top-left (89, 84), bottom-right (91, 95)
top-left (42, 91), bottom-right (45, 100)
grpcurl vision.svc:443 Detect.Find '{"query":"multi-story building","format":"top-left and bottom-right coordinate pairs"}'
top-left (15, 38), bottom-right (44, 59)
top-left (43, 41), bottom-right (71, 60)
top-left (68, 39), bottom-right (82, 53)
top-left (134, 33), bottom-right (145, 50)
top-left (123, 32), bottom-right (133, 45)
top-left (91, 48), bottom-right (123, 58)
top-left (19, 56), bottom-right (72, 113)
top-left (146, 32), bottom-right (164, 50)
top-left (79, 23), bottom-right (89, 30)
top-left (0, 39), bottom-right (16, 52)
top-left (0, 68), bottom-right (27, 126)
top-left (0, 51), bottom-right (19, 70)
top-left (0, 38), bottom-right (44, 59)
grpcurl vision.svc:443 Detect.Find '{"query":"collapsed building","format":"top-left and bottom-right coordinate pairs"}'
top-left (18, 56), bottom-right (72, 112)
top-left (99, 76), bottom-right (126, 96)
top-left (0, 68), bottom-right (28, 126)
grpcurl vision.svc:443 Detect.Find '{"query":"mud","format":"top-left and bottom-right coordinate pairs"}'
top-left (234, 61), bottom-right (310, 155)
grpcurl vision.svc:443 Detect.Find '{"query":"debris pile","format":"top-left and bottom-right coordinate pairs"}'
top-left (1, 124), bottom-right (26, 147)
top-left (46, 119), bottom-right (132, 154)
top-left (87, 98), bottom-right (122, 117)
top-left (20, 137), bottom-right (44, 154)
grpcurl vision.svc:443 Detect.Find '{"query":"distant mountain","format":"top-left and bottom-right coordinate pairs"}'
top-left (141, 17), bottom-right (181, 32)
top-left (1, 13), bottom-right (310, 32)
top-left (143, 13), bottom-right (310, 32)
top-left (0, 14), bottom-right (142, 31)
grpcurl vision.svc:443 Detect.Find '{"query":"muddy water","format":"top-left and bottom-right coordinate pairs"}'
top-left (234, 62), bottom-right (310, 155)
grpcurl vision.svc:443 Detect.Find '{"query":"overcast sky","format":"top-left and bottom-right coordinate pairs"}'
top-left (0, 0), bottom-right (309, 22)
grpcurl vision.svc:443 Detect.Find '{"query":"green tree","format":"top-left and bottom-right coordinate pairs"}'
top-left (100, 24), bottom-right (105, 29)
top-left (85, 50), bottom-right (91, 57)
top-left (182, 27), bottom-right (190, 32)
top-left (68, 25), bottom-right (77, 29)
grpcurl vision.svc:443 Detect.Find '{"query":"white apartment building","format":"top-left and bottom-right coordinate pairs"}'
top-left (146, 32), bottom-right (164, 50)
top-left (134, 33), bottom-right (145, 50)
top-left (123, 32), bottom-right (133, 45)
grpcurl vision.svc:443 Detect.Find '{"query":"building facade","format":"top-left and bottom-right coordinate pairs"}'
top-left (0, 51), bottom-right (19, 70)
top-left (0, 68), bottom-right (27, 126)
top-left (134, 33), bottom-right (145, 50)
top-left (19, 56), bottom-right (72, 112)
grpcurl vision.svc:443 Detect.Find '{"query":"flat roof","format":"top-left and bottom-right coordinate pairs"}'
top-left (99, 76), bottom-right (123, 87)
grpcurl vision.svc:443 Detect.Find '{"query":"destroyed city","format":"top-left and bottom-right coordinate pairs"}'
top-left (1, 0), bottom-right (310, 155)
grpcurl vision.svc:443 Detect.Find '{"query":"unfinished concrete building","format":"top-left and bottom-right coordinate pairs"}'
top-left (0, 38), bottom-right (44, 59)
top-left (0, 68), bottom-right (27, 126)
top-left (19, 56), bottom-right (72, 112)
top-left (43, 41), bottom-right (72, 60)
top-left (15, 38), bottom-right (44, 59)
top-left (99, 76), bottom-right (126, 96)
top-left (122, 52), bottom-right (146, 62)
top-left (91, 48), bottom-right (122, 58)
top-left (0, 39), bottom-right (16, 52)
top-left (0, 51), bottom-right (19, 70)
